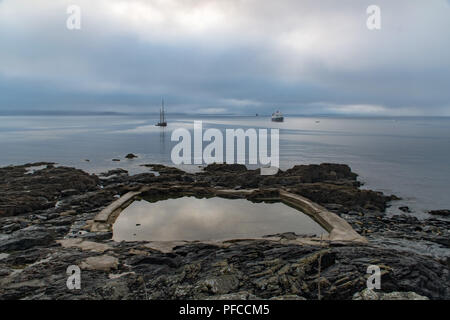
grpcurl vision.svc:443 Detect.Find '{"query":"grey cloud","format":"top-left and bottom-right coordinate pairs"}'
top-left (0, 0), bottom-right (449, 115)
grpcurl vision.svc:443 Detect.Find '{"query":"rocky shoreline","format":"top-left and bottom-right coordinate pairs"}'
top-left (0, 162), bottom-right (449, 300)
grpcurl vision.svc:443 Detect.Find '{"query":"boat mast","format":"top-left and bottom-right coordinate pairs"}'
top-left (156, 98), bottom-right (167, 126)
top-left (162, 98), bottom-right (165, 123)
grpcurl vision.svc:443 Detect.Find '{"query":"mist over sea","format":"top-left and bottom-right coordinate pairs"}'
top-left (1, 114), bottom-right (449, 218)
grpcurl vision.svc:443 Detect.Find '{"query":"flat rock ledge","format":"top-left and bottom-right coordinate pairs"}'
top-left (0, 162), bottom-right (449, 300)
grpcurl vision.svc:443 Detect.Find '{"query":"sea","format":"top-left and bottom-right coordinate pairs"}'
top-left (1, 114), bottom-right (449, 219)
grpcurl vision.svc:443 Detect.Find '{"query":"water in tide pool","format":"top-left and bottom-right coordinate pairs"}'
top-left (113, 197), bottom-right (327, 242)
top-left (1, 114), bottom-right (450, 218)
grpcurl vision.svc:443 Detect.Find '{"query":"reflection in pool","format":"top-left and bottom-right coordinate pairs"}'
top-left (113, 197), bottom-right (328, 242)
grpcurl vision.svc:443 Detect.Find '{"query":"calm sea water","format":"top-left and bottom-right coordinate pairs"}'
top-left (1, 114), bottom-right (449, 218)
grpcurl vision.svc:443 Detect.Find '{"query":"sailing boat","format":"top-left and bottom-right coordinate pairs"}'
top-left (156, 98), bottom-right (167, 127)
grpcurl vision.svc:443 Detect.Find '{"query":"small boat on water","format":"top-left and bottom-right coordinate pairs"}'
top-left (271, 110), bottom-right (284, 122)
top-left (156, 99), bottom-right (167, 127)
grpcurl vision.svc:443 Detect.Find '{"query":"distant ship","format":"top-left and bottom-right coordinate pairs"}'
top-left (156, 99), bottom-right (167, 127)
top-left (271, 110), bottom-right (284, 122)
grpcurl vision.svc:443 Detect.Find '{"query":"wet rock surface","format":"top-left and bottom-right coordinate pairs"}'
top-left (0, 162), bottom-right (449, 300)
top-left (0, 240), bottom-right (448, 300)
top-left (429, 210), bottom-right (450, 217)
top-left (0, 163), bottom-right (99, 217)
top-left (353, 288), bottom-right (429, 300)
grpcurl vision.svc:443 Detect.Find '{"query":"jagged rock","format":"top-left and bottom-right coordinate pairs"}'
top-left (289, 183), bottom-right (395, 212)
top-left (198, 275), bottom-right (240, 294)
top-left (206, 292), bottom-right (259, 300)
top-left (0, 226), bottom-right (54, 252)
top-left (429, 210), bottom-right (450, 217)
top-left (279, 163), bottom-right (358, 183)
top-left (0, 162), bottom-right (449, 300)
top-left (399, 206), bottom-right (412, 213)
top-left (0, 164), bottom-right (99, 217)
top-left (270, 295), bottom-right (307, 300)
top-left (204, 163), bottom-right (248, 173)
top-left (353, 288), bottom-right (429, 300)
top-left (100, 169), bottom-right (128, 177)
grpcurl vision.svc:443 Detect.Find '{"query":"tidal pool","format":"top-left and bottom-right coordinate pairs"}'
top-left (113, 196), bottom-right (328, 242)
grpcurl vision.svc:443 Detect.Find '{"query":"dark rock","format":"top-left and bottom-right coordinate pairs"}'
top-left (127, 255), bottom-right (181, 268)
top-left (324, 203), bottom-right (344, 212)
top-left (0, 226), bottom-right (54, 252)
top-left (353, 288), bottom-right (429, 300)
top-left (0, 268), bottom-right (12, 277)
top-left (140, 164), bottom-right (185, 175)
top-left (48, 216), bottom-right (75, 226)
top-left (1, 223), bottom-right (21, 233)
top-left (47, 226), bottom-right (70, 236)
top-left (125, 154), bottom-right (138, 159)
top-left (429, 210), bottom-right (450, 217)
top-left (289, 183), bottom-right (394, 212)
top-left (79, 232), bottom-right (113, 241)
top-left (2, 248), bottom-right (47, 265)
top-left (279, 163), bottom-right (358, 183)
top-left (0, 164), bottom-right (99, 217)
top-left (204, 163), bottom-right (248, 173)
top-left (1, 162), bottom-right (449, 300)
top-left (99, 169), bottom-right (128, 177)
top-left (61, 189), bottom-right (79, 197)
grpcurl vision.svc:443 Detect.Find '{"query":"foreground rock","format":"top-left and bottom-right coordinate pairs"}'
top-left (0, 240), bottom-right (448, 300)
top-left (353, 289), bottom-right (429, 300)
top-left (0, 163), bottom-right (99, 217)
top-left (429, 210), bottom-right (450, 217)
top-left (0, 162), bottom-right (449, 300)
top-left (0, 226), bottom-right (54, 252)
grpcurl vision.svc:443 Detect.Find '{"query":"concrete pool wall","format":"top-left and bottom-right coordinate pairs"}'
top-left (91, 186), bottom-right (367, 245)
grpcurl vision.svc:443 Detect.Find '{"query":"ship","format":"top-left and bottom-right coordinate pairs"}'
top-left (156, 99), bottom-right (167, 127)
top-left (271, 110), bottom-right (284, 122)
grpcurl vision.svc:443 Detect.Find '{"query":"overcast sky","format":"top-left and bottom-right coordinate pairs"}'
top-left (0, 0), bottom-right (449, 116)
